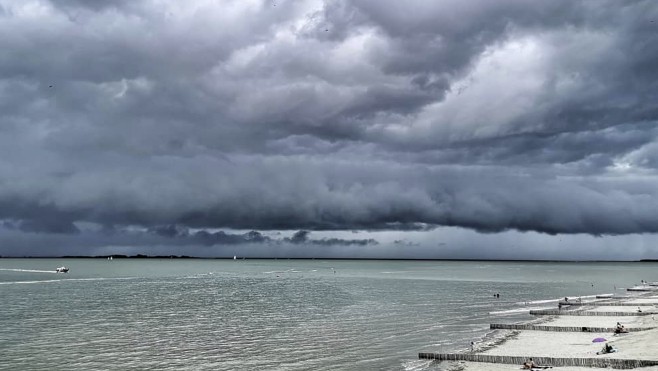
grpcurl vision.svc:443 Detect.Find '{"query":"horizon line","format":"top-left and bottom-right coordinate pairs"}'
top-left (1, 255), bottom-right (657, 263)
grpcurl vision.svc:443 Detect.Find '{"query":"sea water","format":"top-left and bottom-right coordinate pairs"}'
top-left (1, 259), bottom-right (656, 370)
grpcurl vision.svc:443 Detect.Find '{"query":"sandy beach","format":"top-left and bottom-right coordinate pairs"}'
top-left (441, 292), bottom-right (658, 371)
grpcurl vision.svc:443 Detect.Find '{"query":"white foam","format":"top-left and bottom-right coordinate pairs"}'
top-left (515, 294), bottom-right (603, 306)
top-left (517, 298), bottom-right (558, 305)
top-left (402, 359), bottom-right (433, 371)
top-left (496, 293), bottom-right (621, 316)
top-left (489, 307), bottom-right (551, 315)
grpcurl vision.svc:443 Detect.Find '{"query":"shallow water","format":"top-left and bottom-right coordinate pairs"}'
top-left (1, 259), bottom-right (655, 370)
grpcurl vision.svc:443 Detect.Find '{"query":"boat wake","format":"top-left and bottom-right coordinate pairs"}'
top-left (0, 268), bottom-right (58, 274)
top-left (0, 277), bottom-right (139, 285)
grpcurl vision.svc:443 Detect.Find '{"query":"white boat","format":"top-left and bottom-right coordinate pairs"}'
top-left (55, 266), bottom-right (69, 273)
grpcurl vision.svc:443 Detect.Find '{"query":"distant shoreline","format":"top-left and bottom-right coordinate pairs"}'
top-left (0, 255), bottom-right (657, 262)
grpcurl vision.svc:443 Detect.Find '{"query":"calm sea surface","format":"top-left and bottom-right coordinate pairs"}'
top-left (1, 259), bottom-right (656, 370)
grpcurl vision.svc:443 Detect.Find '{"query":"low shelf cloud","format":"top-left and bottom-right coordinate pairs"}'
top-left (1, 0), bottom-right (658, 259)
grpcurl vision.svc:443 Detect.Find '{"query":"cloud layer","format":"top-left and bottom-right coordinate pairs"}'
top-left (1, 0), bottom-right (658, 256)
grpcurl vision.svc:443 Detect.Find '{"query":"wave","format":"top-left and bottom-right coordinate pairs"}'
top-left (492, 292), bottom-right (622, 316)
top-left (489, 307), bottom-right (551, 315)
top-left (262, 269), bottom-right (310, 274)
top-left (402, 359), bottom-right (433, 371)
top-left (514, 293), bottom-right (605, 306)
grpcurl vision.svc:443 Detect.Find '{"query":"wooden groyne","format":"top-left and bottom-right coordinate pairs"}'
top-left (489, 323), bottom-right (655, 332)
top-left (530, 309), bottom-right (653, 316)
top-left (417, 353), bottom-right (658, 369)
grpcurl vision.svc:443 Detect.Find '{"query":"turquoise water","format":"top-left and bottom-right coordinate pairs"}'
top-left (1, 259), bottom-right (655, 370)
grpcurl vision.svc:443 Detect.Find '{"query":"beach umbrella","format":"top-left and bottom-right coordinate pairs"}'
top-left (592, 337), bottom-right (607, 342)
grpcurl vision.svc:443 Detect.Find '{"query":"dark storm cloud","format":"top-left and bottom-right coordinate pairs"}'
top-left (145, 225), bottom-right (375, 247)
top-left (0, 222), bottom-right (377, 257)
top-left (398, 122), bottom-right (658, 169)
top-left (1, 0), bottom-right (658, 257)
top-left (54, 0), bottom-right (134, 10)
top-left (2, 156), bottom-right (658, 236)
top-left (16, 219), bottom-right (80, 234)
top-left (151, 227), bottom-right (273, 246)
top-left (284, 230), bottom-right (377, 246)
top-left (352, 0), bottom-right (583, 75)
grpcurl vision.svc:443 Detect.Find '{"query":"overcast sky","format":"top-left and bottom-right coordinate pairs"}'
top-left (1, 0), bottom-right (658, 259)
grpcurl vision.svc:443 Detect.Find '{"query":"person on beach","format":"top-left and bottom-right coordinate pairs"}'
top-left (597, 342), bottom-right (616, 354)
top-left (522, 358), bottom-right (552, 369)
top-left (614, 322), bottom-right (627, 334)
top-left (638, 307), bottom-right (643, 313)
